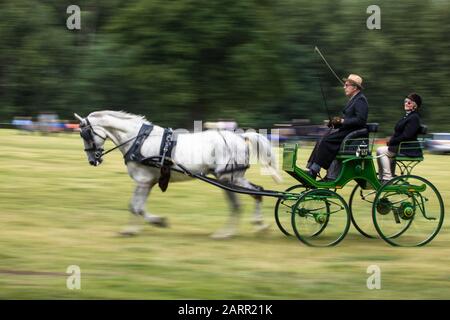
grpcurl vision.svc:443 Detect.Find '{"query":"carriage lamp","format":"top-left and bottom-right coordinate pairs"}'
top-left (356, 142), bottom-right (369, 157)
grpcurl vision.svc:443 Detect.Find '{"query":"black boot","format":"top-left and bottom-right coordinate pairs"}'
top-left (306, 169), bottom-right (318, 180)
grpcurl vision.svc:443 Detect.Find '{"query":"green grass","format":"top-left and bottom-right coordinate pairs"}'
top-left (0, 129), bottom-right (449, 299)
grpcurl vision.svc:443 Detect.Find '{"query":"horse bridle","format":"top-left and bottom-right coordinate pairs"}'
top-left (79, 118), bottom-right (107, 162)
top-left (79, 117), bottom-right (150, 162)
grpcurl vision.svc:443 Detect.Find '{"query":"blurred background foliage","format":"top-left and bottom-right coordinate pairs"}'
top-left (0, 0), bottom-right (448, 132)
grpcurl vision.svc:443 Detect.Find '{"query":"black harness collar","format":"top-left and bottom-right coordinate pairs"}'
top-left (124, 124), bottom-right (178, 165)
top-left (123, 124), bottom-right (177, 192)
top-left (124, 124), bottom-right (154, 163)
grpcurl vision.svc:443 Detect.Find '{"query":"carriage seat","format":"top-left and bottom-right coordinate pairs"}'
top-left (395, 124), bottom-right (427, 160)
top-left (337, 123), bottom-right (378, 155)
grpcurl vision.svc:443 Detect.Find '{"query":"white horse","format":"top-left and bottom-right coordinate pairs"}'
top-left (74, 110), bottom-right (282, 238)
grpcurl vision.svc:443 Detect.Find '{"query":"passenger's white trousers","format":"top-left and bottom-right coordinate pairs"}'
top-left (376, 146), bottom-right (396, 180)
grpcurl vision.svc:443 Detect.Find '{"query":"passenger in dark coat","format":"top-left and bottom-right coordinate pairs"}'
top-left (307, 74), bottom-right (369, 179)
top-left (377, 93), bottom-right (423, 182)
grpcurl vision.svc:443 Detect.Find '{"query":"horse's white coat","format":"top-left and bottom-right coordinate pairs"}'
top-left (77, 110), bottom-right (282, 238)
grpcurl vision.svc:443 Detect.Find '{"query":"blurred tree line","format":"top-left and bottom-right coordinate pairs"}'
top-left (0, 0), bottom-right (448, 133)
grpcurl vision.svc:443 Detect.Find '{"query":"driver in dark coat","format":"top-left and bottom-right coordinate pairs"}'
top-left (307, 74), bottom-right (369, 179)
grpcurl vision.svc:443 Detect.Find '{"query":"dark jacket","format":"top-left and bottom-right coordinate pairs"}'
top-left (309, 91), bottom-right (369, 169)
top-left (340, 91), bottom-right (369, 132)
top-left (388, 111), bottom-right (422, 157)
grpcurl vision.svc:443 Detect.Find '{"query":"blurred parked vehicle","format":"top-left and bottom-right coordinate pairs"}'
top-left (424, 133), bottom-right (450, 154)
top-left (37, 112), bottom-right (61, 133)
top-left (272, 119), bottom-right (329, 142)
top-left (11, 117), bottom-right (34, 131)
top-left (10, 114), bottom-right (79, 133)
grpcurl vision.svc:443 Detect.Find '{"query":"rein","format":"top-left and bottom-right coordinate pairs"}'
top-left (100, 134), bottom-right (144, 158)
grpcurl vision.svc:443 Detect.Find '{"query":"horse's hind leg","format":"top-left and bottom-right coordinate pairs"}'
top-left (235, 178), bottom-right (270, 233)
top-left (211, 189), bottom-right (242, 239)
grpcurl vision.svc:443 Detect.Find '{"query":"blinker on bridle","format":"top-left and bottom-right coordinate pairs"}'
top-left (80, 118), bottom-right (107, 161)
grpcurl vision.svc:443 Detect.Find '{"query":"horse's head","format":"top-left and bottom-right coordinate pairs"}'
top-left (74, 113), bottom-right (107, 166)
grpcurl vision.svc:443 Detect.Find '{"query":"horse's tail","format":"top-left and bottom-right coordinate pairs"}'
top-left (240, 132), bottom-right (283, 183)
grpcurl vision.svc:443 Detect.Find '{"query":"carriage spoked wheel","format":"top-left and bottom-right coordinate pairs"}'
top-left (274, 185), bottom-right (308, 236)
top-left (349, 184), bottom-right (379, 239)
top-left (372, 175), bottom-right (444, 247)
top-left (291, 189), bottom-right (350, 247)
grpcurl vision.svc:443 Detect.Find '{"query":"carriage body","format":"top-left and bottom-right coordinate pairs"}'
top-left (282, 142), bottom-right (381, 191)
top-left (275, 123), bottom-right (444, 247)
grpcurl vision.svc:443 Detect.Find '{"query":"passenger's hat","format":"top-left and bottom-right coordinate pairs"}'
top-left (343, 74), bottom-right (364, 89)
top-left (406, 92), bottom-right (422, 108)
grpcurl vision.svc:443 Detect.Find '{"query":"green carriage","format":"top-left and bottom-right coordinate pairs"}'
top-left (275, 123), bottom-right (445, 247)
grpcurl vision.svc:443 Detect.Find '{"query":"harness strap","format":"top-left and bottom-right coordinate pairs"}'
top-left (215, 164), bottom-right (250, 175)
top-left (159, 128), bottom-right (175, 165)
top-left (124, 124), bottom-right (154, 163)
top-left (216, 130), bottom-right (249, 182)
top-left (157, 128), bottom-right (178, 192)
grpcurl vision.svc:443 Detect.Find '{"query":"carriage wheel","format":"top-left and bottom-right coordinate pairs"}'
top-left (349, 184), bottom-right (378, 238)
top-left (372, 175), bottom-right (444, 247)
top-left (350, 183), bottom-right (413, 240)
top-left (291, 189), bottom-right (350, 247)
top-left (274, 185), bottom-right (307, 236)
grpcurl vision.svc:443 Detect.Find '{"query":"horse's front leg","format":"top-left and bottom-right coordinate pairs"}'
top-left (141, 184), bottom-right (169, 228)
top-left (133, 182), bottom-right (169, 228)
top-left (120, 183), bottom-right (149, 236)
top-left (120, 182), bottom-right (168, 236)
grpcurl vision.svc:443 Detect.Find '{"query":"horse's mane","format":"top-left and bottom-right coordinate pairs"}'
top-left (89, 110), bottom-right (148, 122)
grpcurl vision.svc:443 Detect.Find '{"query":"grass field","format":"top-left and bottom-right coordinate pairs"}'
top-left (0, 129), bottom-right (449, 299)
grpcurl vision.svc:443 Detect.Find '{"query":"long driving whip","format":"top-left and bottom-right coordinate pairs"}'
top-left (314, 46), bottom-right (344, 86)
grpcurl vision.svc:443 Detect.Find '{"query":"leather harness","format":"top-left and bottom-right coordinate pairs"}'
top-left (124, 124), bottom-right (177, 192)
top-left (124, 124), bottom-right (155, 164)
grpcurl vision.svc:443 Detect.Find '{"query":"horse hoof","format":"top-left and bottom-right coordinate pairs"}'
top-left (254, 223), bottom-right (270, 234)
top-left (210, 229), bottom-right (236, 240)
top-left (149, 217), bottom-right (169, 228)
top-left (119, 231), bottom-right (137, 237)
top-left (119, 227), bottom-right (141, 236)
